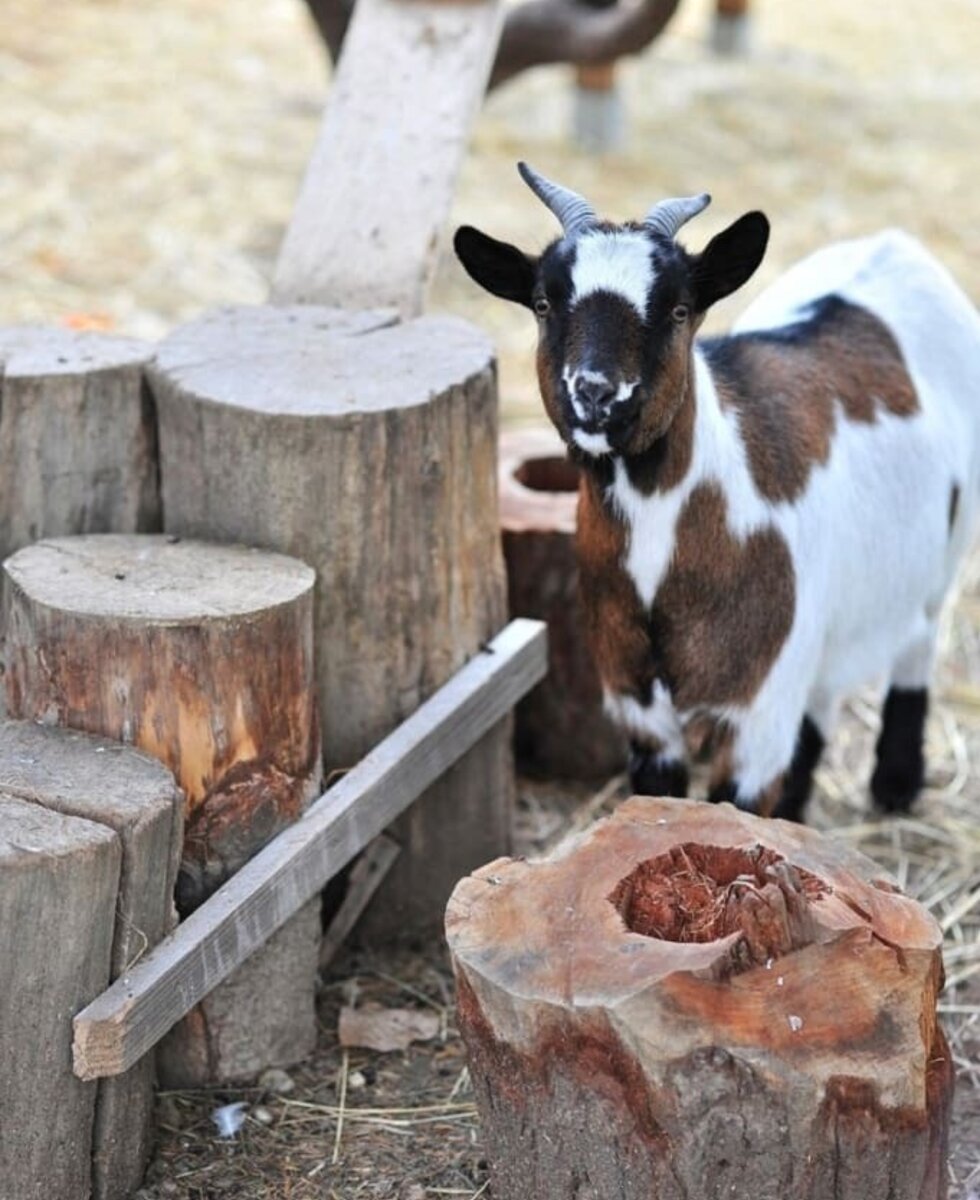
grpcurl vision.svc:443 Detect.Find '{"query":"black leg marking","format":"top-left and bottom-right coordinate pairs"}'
top-left (629, 742), bottom-right (689, 798)
top-left (773, 716), bottom-right (825, 823)
top-left (707, 779), bottom-right (738, 807)
top-left (871, 687), bottom-right (927, 814)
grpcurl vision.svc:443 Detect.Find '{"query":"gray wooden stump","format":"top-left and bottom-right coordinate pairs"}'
top-left (500, 426), bottom-right (626, 780)
top-left (447, 797), bottom-right (953, 1200)
top-left (148, 304), bottom-right (512, 939)
top-left (2, 534), bottom-right (323, 1085)
top-left (0, 720), bottom-right (181, 1200)
top-left (0, 326), bottom-right (160, 719)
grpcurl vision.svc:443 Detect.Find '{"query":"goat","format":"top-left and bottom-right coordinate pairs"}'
top-left (455, 163), bottom-right (980, 818)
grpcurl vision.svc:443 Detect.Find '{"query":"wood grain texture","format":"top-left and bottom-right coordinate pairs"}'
top-left (320, 834), bottom-right (401, 968)
top-left (72, 619), bottom-right (546, 1081)
top-left (0, 793), bottom-right (120, 1200)
top-left (272, 0), bottom-right (502, 316)
top-left (448, 797), bottom-right (953, 1200)
top-left (150, 304), bottom-right (512, 935)
top-left (0, 720), bottom-right (182, 1200)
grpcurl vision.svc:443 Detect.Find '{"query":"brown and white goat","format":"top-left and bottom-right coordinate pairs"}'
top-left (455, 163), bottom-right (980, 818)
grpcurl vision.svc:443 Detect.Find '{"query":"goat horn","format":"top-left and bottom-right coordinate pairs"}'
top-left (644, 193), bottom-right (712, 240)
top-left (518, 161), bottom-right (596, 237)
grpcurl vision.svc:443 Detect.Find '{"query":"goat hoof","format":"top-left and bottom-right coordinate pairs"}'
top-left (629, 749), bottom-right (688, 798)
top-left (870, 763), bottom-right (923, 814)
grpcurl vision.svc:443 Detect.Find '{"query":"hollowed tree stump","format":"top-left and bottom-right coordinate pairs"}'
top-left (447, 798), bottom-right (953, 1200)
top-left (2, 534), bottom-right (323, 1084)
top-left (500, 426), bottom-right (625, 779)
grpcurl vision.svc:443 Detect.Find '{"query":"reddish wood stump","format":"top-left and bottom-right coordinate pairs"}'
top-left (500, 426), bottom-right (625, 779)
top-left (447, 798), bottom-right (953, 1200)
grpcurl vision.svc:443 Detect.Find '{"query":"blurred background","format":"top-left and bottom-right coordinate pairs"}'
top-left (2, 0), bottom-right (977, 423)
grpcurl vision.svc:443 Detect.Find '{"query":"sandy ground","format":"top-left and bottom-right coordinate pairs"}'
top-left (2, 0), bottom-right (979, 1196)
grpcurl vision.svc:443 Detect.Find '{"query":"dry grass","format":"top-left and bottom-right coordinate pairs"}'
top-left (2, 0), bottom-right (978, 1196)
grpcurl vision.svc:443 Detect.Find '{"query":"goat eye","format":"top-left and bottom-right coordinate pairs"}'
top-left (672, 304), bottom-right (690, 323)
top-left (534, 297), bottom-right (551, 317)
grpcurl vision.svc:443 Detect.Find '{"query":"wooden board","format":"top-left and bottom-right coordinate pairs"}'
top-left (0, 720), bottom-right (182, 1200)
top-left (272, 0), bottom-right (503, 316)
top-left (0, 793), bottom-right (120, 1200)
top-left (73, 618), bottom-right (547, 1081)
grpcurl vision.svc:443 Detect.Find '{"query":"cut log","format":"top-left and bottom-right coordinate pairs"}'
top-left (149, 304), bottom-right (511, 938)
top-left (0, 792), bottom-right (120, 1200)
top-left (273, 0), bottom-right (503, 316)
top-left (447, 797), bottom-right (953, 1200)
top-left (500, 426), bottom-right (626, 779)
top-left (0, 720), bottom-right (182, 1200)
top-left (2, 533), bottom-right (323, 1084)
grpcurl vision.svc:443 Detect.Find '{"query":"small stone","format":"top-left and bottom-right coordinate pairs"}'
top-left (788, 1014), bottom-right (804, 1033)
top-left (348, 1069), bottom-right (368, 1090)
top-left (258, 1067), bottom-right (296, 1095)
top-left (160, 1182), bottom-right (179, 1196)
top-left (252, 1105), bottom-right (274, 1125)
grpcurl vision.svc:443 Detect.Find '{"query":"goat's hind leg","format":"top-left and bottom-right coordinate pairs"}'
top-left (629, 740), bottom-right (689, 797)
top-left (871, 626), bottom-right (935, 814)
top-left (772, 692), bottom-right (835, 822)
top-left (706, 698), bottom-right (804, 817)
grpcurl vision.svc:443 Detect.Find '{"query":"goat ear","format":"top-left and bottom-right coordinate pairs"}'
top-left (454, 226), bottom-right (536, 310)
top-left (691, 212), bottom-right (770, 312)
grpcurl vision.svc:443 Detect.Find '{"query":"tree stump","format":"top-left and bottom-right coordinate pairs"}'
top-left (2, 534), bottom-right (323, 1084)
top-left (447, 797), bottom-right (953, 1200)
top-left (0, 791), bottom-right (120, 1200)
top-left (500, 426), bottom-right (625, 779)
top-left (148, 304), bottom-right (511, 937)
top-left (0, 720), bottom-right (182, 1200)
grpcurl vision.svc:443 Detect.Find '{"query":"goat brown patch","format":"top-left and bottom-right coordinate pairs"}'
top-left (575, 473), bottom-right (654, 705)
top-left (650, 483), bottom-right (795, 708)
top-left (625, 321), bottom-right (699, 490)
top-left (710, 300), bottom-right (918, 503)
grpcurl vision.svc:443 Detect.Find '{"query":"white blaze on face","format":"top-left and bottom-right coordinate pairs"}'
top-left (571, 230), bottom-right (655, 317)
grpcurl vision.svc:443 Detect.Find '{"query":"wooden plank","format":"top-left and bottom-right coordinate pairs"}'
top-left (319, 834), bottom-right (401, 969)
top-left (73, 618), bottom-right (547, 1080)
top-left (272, 0), bottom-right (503, 317)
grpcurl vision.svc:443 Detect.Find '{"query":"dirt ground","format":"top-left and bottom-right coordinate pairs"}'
top-left (1, 0), bottom-right (978, 1197)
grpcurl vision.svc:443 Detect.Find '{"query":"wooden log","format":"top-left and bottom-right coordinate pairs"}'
top-left (272, 0), bottom-right (503, 317)
top-left (72, 619), bottom-right (546, 1082)
top-left (500, 426), bottom-right (626, 779)
top-left (2, 533), bottom-right (323, 1084)
top-left (0, 720), bottom-right (182, 1200)
top-left (0, 792), bottom-right (120, 1200)
top-left (711, 0), bottom-right (751, 55)
top-left (149, 304), bottom-right (512, 937)
top-left (447, 797), bottom-right (953, 1200)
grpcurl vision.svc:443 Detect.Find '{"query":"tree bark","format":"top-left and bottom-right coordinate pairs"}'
top-left (500, 426), bottom-right (626, 779)
top-left (0, 721), bottom-right (182, 1200)
top-left (447, 797), bottom-right (953, 1200)
top-left (148, 305), bottom-right (511, 939)
top-left (2, 534), bottom-right (323, 1084)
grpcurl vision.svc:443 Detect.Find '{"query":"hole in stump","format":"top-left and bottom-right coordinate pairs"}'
top-left (514, 455), bottom-right (580, 494)
top-left (609, 842), bottom-right (830, 964)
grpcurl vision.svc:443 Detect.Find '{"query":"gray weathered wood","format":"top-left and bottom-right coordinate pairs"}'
top-left (0, 326), bottom-right (160, 563)
top-left (150, 304), bottom-right (512, 937)
top-left (0, 720), bottom-right (182, 1200)
top-left (3, 533), bottom-right (324, 1086)
top-left (73, 618), bottom-right (547, 1081)
top-left (272, 0), bottom-right (503, 316)
top-left (320, 834), bottom-right (401, 968)
top-left (0, 793), bottom-right (120, 1200)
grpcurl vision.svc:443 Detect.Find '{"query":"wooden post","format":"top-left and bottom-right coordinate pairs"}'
top-left (447, 797), bottom-right (953, 1200)
top-left (272, 0), bottom-right (503, 317)
top-left (711, 0), bottom-right (751, 55)
top-left (573, 61), bottom-right (624, 153)
top-left (0, 721), bottom-right (182, 1200)
top-left (2, 534), bottom-right (323, 1084)
top-left (148, 304), bottom-right (512, 938)
top-left (499, 426), bottom-right (626, 779)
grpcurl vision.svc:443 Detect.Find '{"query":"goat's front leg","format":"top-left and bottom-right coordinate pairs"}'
top-left (606, 682), bottom-right (690, 797)
top-left (706, 699), bottom-right (803, 817)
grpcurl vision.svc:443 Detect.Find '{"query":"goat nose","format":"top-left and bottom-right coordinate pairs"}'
top-left (575, 377), bottom-right (617, 415)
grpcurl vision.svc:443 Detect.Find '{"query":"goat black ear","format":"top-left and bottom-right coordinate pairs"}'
top-left (691, 212), bottom-right (770, 312)
top-left (453, 226), bottom-right (536, 310)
